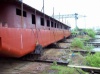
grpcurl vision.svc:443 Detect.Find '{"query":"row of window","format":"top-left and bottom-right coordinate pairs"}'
top-left (16, 8), bottom-right (68, 29)
top-left (40, 17), bottom-right (64, 28)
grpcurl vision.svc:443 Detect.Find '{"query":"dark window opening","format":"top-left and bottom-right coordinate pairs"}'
top-left (62, 25), bottom-right (64, 29)
top-left (23, 11), bottom-right (27, 17)
top-left (55, 23), bottom-right (56, 28)
top-left (59, 24), bottom-right (61, 28)
top-left (57, 24), bottom-right (59, 28)
top-left (64, 26), bottom-right (66, 29)
top-left (16, 9), bottom-right (21, 16)
top-left (61, 25), bottom-right (62, 29)
top-left (32, 14), bottom-right (36, 24)
top-left (58, 24), bottom-right (60, 28)
top-left (16, 8), bottom-right (27, 17)
top-left (66, 26), bottom-right (69, 30)
top-left (41, 17), bottom-right (44, 26)
top-left (51, 21), bottom-right (53, 27)
top-left (47, 20), bottom-right (50, 27)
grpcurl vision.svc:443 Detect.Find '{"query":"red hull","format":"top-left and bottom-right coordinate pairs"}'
top-left (0, 27), bottom-right (71, 57)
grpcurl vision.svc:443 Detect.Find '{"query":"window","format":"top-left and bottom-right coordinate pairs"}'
top-left (23, 11), bottom-right (27, 17)
top-left (61, 25), bottom-right (62, 29)
top-left (62, 25), bottom-right (63, 29)
top-left (32, 14), bottom-right (36, 24)
top-left (57, 24), bottom-right (59, 28)
top-left (16, 8), bottom-right (27, 17)
top-left (51, 21), bottom-right (53, 27)
top-left (59, 25), bottom-right (60, 28)
top-left (58, 24), bottom-right (60, 28)
top-left (16, 9), bottom-right (21, 16)
top-left (41, 17), bottom-right (44, 26)
top-left (55, 23), bottom-right (56, 28)
top-left (64, 26), bottom-right (66, 29)
top-left (47, 20), bottom-right (50, 27)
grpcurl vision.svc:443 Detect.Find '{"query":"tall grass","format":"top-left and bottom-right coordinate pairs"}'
top-left (86, 53), bottom-right (100, 67)
top-left (71, 38), bottom-right (84, 49)
top-left (71, 38), bottom-right (94, 50)
top-left (84, 29), bottom-right (96, 38)
top-left (71, 29), bottom-right (79, 36)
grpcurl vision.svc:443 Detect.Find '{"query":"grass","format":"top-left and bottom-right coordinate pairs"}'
top-left (71, 38), bottom-right (84, 49)
top-left (86, 52), bottom-right (100, 67)
top-left (42, 61), bottom-right (88, 74)
top-left (81, 35), bottom-right (91, 41)
top-left (71, 29), bottom-right (79, 36)
top-left (83, 44), bottom-right (94, 50)
top-left (71, 28), bottom-right (96, 38)
top-left (71, 38), bottom-right (94, 50)
top-left (50, 64), bottom-right (87, 74)
top-left (84, 29), bottom-right (96, 38)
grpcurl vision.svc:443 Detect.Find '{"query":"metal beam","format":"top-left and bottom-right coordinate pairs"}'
top-left (54, 13), bottom-right (86, 19)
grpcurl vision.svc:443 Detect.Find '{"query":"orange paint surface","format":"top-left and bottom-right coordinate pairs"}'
top-left (0, 27), bottom-right (71, 57)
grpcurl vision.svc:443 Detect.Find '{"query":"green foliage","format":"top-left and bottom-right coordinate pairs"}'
top-left (50, 65), bottom-right (86, 74)
top-left (86, 52), bottom-right (100, 67)
top-left (71, 38), bottom-right (94, 50)
top-left (84, 29), bottom-right (96, 38)
top-left (71, 38), bottom-right (84, 49)
top-left (52, 61), bottom-right (57, 66)
top-left (82, 35), bottom-right (91, 41)
top-left (83, 44), bottom-right (94, 50)
top-left (71, 30), bottom-right (79, 36)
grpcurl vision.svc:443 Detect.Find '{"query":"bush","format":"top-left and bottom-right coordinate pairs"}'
top-left (71, 38), bottom-right (84, 49)
top-left (86, 53), bottom-right (100, 67)
top-left (84, 29), bottom-right (96, 38)
top-left (82, 35), bottom-right (91, 41)
top-left (83, 44), bottom-right (94, 50)
top-left (71, 30), bottom-right (79, 36)
top-left (71, 38), bottom-right (94, 50)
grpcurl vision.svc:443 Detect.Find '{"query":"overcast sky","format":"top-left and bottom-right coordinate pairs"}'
top-left (23, 0), bottom-right (100, 29)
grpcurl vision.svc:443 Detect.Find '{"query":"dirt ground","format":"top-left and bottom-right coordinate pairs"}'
top-left (58, 43), bottom-right (71, 48)
top-left (41, 48), bottom-right (72, 62)
top-left (0, 58), bottom-right (51, 74)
